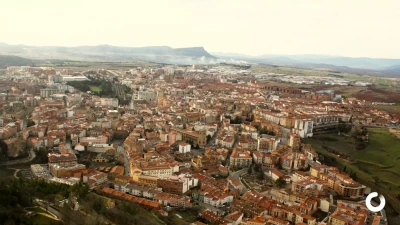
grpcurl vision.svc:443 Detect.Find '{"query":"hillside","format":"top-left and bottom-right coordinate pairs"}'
top-left (173, 47), bottom-right (217, 58)
top-left (0, 55), bottom-right (39, 67)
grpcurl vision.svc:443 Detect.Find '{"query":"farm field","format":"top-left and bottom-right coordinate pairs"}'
top-left (252, 65), bottom-right (400, 103)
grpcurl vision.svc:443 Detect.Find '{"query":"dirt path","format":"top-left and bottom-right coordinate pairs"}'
top-left (25, 206), bottom-right (60, 221)
top-left (8, 168), bottom-right (21, 179)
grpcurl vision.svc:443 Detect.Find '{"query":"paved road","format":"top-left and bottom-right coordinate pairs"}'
top-left (118, 145), bottom-right (130, 176)
top-left (0, 149), bottom-right (36, 166)
top-left (229, 168), bottom-right (248, 194)
top-left (279, 127), bottom-right (290, 145)
top-left (229, 168), bottom-right (247, 181)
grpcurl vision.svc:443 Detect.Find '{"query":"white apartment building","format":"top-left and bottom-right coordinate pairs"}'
top-left (292, 118), bottom-right (313, 138)
top-left (100, 98), bottom-right (119, 107)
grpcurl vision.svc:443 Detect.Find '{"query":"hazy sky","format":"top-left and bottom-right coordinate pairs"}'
top-left (1, 0), bottom-right (399, 58)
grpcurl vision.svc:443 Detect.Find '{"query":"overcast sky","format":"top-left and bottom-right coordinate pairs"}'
top-left (1, 0), bottom-right (399, 58)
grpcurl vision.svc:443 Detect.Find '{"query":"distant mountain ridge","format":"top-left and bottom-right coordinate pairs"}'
top-left (1, 42), bottom-right (400, 77)
top-left (0, 43), bottom-right (217, 65)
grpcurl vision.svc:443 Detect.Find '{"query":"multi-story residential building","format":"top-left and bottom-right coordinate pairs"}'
top-left (269, 168), bottom-right (285, 181)
top-left (79, 136), bottom-right (108, 145)
top-left (288, 133), bottom-right (301, 151)
top-left (48, 153), bottom-right (78, 168)
top-left (83, 171), bottom-right (108, 187)
top-left (178, 142), bottom-right (191, 153)
top-left (253, 151), bottom-right (279, 168)
top-left (49, 164), bottom-right (86, 178)
top-left (337, 182), bottom-right (366, 199)
top-left (40, 88), bottom-right (62, 98)
top-left (157, 175), bottom-right (198, 195)
top-left (292, 118), bottom-right (313, 138)
top-left (216, 134), bottom-right (235, 149)
top-left (310, 165), bottom-right (329, 178)
top-left (131, 161), bottom-right (180, 178)
top-left (154, 193), bottom-right (191, 208)
top-left (170, 128), bottom-right (207, 147)
top-left (136, 89), bottom-right (157, 102)
top-left (258, 137), bottom-right (280, 151)
top-left (230, 150), bottom-right (252, 168)
top-left (100, 98), bottom-right (119, 108)
top-left (238, 136), bottom-right (258, 150)
top-left (328, 200), bottom-right (370, 225)
top-left (280, 152), bottom-right (308, 171)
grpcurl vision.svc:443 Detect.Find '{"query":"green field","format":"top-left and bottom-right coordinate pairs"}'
top-left (350, 129), bottom-right (400, 167)
top-left (89, 85), bottom-right (102, 92)
top-left (310, 134), bottom-right (357, 154)
top-left (303, 128), bottom-right (400, 216)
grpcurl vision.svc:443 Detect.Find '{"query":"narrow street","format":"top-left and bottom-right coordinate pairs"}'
top-left (118, 145), bottom-right (130, 176)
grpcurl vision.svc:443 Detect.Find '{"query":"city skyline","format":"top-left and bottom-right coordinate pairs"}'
top-left (2, 0), bottom-right (400, 59)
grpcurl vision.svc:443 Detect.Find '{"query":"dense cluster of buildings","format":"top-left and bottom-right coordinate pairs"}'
top-left (0, 64), bottom-right (394, 225)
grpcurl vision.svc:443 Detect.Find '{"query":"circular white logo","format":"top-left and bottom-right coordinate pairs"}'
top-left (366, 192), bottom-right (385, 212)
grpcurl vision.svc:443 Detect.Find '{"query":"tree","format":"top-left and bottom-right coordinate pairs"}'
top-left (26, 119), bottom-right (35, 127)
top-left (350, 172), bottom-right (357, 181)
top-left (257, 170), bottom-right (265, 180)
top-left (248, 165), bottom-right (253, 175)
top-left (207, 135), bottom-right (212, 143)
top-left (231, 116), bottom-right (242, 124)
top-left (260, 127), bottom-right (269, 135)
top-left (254, 163), bottom-right (261, 172)
top-left (275, 177), bottom-right (287, 188)
top-left (0, 139), bottom-right (8, 161)
top-left (343, 166), bottom-right (347, 173)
